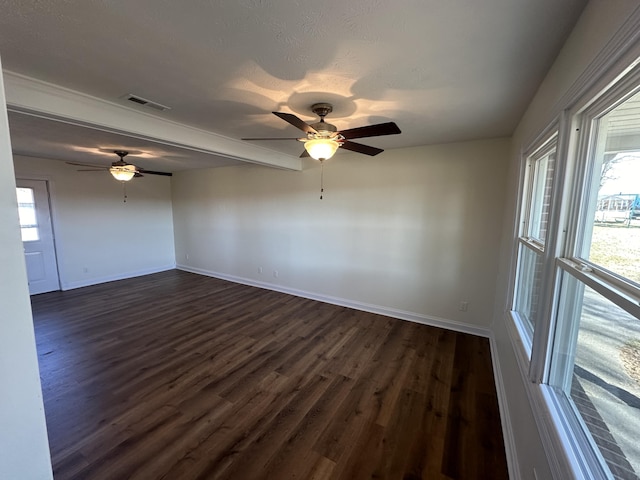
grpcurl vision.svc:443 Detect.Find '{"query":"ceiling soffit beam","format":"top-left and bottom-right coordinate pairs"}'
top-left (2, 71), bottom-right (302, 171)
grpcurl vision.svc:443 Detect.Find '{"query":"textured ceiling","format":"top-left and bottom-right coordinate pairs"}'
top-left (0, 0), bottom-right (588, 171)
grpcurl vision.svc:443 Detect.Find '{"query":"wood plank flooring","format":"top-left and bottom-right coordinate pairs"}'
top-left (31, 270), bottom-right (508, 479)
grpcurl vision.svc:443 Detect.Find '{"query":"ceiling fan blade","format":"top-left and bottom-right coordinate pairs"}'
top-left (134, 172), bottom-right (144, 178)
top-left (340, 141), bottom-right (384, 156)
top-left (137, 168), bottom-right (172, 177)
top-left (77, 168), bottom-right (106, 172)
top-left (299, 149), bottom-right (310, 158)
top-left (339, 122), bottom-right (401, 140)
top-left (66, 161), bottom-right (108, 169)
top-left (242, 137), bottom-right (302, 141)
top-left (273, 112), bottom-right (318, 134)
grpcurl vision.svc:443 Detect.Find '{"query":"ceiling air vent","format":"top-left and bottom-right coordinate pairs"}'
top-left (123, 94), bottom-right (171, 112)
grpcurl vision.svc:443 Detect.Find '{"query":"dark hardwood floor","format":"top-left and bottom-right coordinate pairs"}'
top-left (31, 270), bottom-right (508, 479)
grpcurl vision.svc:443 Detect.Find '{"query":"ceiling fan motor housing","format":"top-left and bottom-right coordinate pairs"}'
top-left (310, 121), bottom-right (338, 136)
top-left (310, 103), bottom-right (338, 137)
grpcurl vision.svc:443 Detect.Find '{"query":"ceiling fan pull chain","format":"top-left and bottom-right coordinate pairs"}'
top-left (122, 182), bottom-right (127, 203)
top-left (320, 159), bottom-right (324, 200)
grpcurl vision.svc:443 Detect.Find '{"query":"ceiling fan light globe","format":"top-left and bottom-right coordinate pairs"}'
top-left (110, 164), bottom-right (136, 182)
top-left (304, 138), bottom-right (339, 161)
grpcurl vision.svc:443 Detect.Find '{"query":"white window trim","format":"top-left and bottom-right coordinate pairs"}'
top-left (540, 73), bottom-right (640, 478)
top-left (520, 133), bottom-right (559, 244)
top-left (528, 112), bottom-right (573, 384)
top-left (505, 6), bottom-right (640, 479)
top-left (505, 312), bottom-right (607, 480)
top-left (557, 259), bottom-right (640, 319)
top-left (511, 127), bottom-right (558, 321)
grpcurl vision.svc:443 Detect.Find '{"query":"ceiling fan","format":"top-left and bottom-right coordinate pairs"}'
top-left (67, 150), bottom-right (172, 182)
top-left (242, 103), bottom-right (401, 161)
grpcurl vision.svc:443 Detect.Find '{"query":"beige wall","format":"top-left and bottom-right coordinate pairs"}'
top-left (173, 138), bottom-right (510, 329)
top-left (13, 155), bottom-right (176, 289)
top-left (492, 1), bottom-right (640, 479)
top-left (0, 61), bottom-right (52, 478)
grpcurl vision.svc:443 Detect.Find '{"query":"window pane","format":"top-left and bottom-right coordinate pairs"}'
top-left (528, 149), bottom-right (555, 242)
top-left (550, 274), bottom-right (640, 480)
top-left (580, 90), bottom-right (640, 284)
top-left (21, 227), bottom-right (40, 242)
top-left (16, 187), bottom-right (40, 242)
top-left (514, 244), bottom-right (544, 335)
top-left (18, 205), bottom-right (37, 226)
top-left (16, 187), bottom-right (34, 204)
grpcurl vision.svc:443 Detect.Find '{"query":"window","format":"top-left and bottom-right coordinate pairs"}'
top-left (510, 62), bottom-right (640, 480)
top-left (546, 85), bottom-right (640, 480)
top-left (16, 187), bottom-right (40, 242)
top-left (513, 136), bottom-right (557, 341)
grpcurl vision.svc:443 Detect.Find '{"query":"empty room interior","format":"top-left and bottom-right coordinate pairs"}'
top-left (2, 1), bottom-right (640, 479)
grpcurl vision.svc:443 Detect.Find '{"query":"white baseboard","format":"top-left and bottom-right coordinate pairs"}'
top-left (176, 264), bottom-right (492, 338)
top-left (60, 264), bottom-right (176, 291)
top-left (489, 334), bottom-right (522, 480)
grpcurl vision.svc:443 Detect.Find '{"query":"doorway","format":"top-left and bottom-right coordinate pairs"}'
top-left (15, 179), bottom-right (60, 294)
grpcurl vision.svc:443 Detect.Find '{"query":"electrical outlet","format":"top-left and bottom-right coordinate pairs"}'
top-left (185, 253), bottom-right (189, 260)
top-left (459, 301), bottom-right (469, 312)
top-left (273, 270), bottom-right (279, 278)
top-left (258, 267), bottom-right (263, 274)
top-left (83, 267), bottom-right (88, 274)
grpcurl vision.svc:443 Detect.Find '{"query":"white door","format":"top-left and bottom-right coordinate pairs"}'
top-left (16, 179), bottom-right (60, 295)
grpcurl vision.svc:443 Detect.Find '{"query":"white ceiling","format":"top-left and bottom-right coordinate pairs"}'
top-left (0, 0), bottom-right (588, 171)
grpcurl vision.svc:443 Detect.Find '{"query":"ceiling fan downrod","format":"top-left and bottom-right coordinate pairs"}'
top-left (113, 150), bottom-right (129, 163)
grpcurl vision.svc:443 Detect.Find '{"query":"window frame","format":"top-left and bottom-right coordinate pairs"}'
top-left (522, 139), bottom-right (557, 246)
top-left (511, 129), bottom-right (559, 357)
top-left (557, 69), bottom-right (640, 310)
top-left (524, 63), bottom-right (640, 480)
top-left (502, 7), bottom-right (640, 478)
